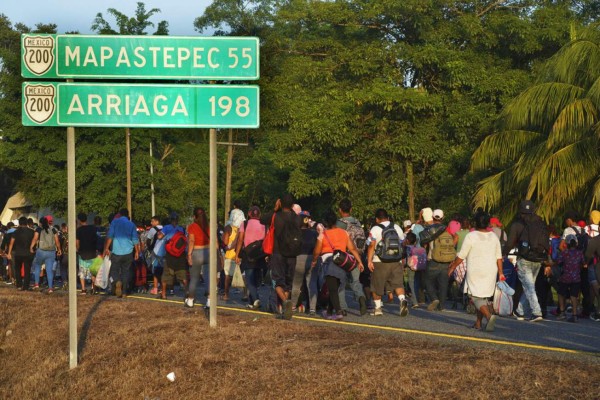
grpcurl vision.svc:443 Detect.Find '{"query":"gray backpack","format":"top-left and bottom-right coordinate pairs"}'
top-left (39, 228), bottom-right (56, 251)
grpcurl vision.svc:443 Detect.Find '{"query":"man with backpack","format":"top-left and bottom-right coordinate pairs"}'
top-left (336, 198), bottom-right (368, 315)
top-left (424, 209), bottom-right (456, 312)
top-left (366, 208), bottom-right (408, 317)
top-left (158, 212), bottom-right (187, 301)
top-left (260, 194), bottom-right (303, 320)
top-left (504, 200), bottom-right (548, 322)
top-left (103, 208), bottom-right (140, 298)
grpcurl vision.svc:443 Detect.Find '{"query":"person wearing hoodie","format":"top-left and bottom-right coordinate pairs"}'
top-left (221, 207), bottom-right (246, 301)
top-left (504, 200), bottom-right (548, 322)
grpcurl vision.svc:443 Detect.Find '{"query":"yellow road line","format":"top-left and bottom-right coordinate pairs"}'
top-left (127, 295), bottom-right (599, 357)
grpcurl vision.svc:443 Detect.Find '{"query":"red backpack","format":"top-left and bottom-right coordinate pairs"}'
top-left (165, 231), bottom-right (187, 257)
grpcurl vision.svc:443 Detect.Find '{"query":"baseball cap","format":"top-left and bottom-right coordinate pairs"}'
top-left (45, 215), bottom-right (54, 224)
top-left (519, 200), bottom-right (534, 214)
top-left (590, 210), bottom-right (600, 225)
top-left (12, 219), bottom-right (19, 226)
top-left (565, 234), bottom-right (578, 245)
top-left (300, 211), bottom-right (311, 217)
top-left (433, 209), bottom-right (444, 220)
top-left (403, 220), bottom-right (412, 228)
top-left (490, 217), bottom-right (502, 227)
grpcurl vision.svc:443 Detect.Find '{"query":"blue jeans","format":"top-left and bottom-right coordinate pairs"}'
top-left (245, 268), bottom-right (261, 304)
top-left (516, 258), bottom-right (542, 317)
top-left (32, 249), bottom-right (56, 288)
top-left (339, 265), bottom-right (365, 310)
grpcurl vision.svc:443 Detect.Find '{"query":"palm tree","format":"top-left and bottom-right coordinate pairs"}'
top-left (471, 26), bottom-right (600, 222)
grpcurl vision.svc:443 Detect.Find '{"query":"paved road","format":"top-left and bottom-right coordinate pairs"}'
top-left (130, 284), bottom-right (600, 357)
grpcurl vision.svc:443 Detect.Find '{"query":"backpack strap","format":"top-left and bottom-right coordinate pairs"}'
top-left (322, 231), bottom-right (337, 252)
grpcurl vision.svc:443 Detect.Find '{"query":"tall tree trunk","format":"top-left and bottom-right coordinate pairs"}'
top-left (406, 159), bottom-right (415, 222)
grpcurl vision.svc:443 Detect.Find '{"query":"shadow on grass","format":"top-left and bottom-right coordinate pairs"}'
top-left (78, 296), bottom-right (109, 358)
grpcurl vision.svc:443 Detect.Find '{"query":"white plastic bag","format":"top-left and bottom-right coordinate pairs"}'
top-left (493, 280), bottom-right (514, 316)
top-left (95, 256), bottom-right (111, 289)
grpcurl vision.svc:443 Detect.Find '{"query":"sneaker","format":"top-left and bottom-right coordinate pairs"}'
top-left (309, 310), bottom-right (316, 316)
top-left (33, 284), bottom-right (40, 290)
top-left (528, 315), bottom-right (543, 322)
top-left (282, 300), bottom-right (293, 320)
top-left (184, 298), bottom-right (194, 308)
top-left (567, 316), bottom-right (578, 323)
top-left (79, 289), bottom-right (87, 295)
top-left (400, 299), bottom-right (409, 317)
top-left (150, 288), bottom-right (158, 295)
top-left (590, 313), bottom-right (600, 322)
top-left (485, 315), bottom-right (497, 332)
top-left (246, 304), bottom-right (255, 309)
top-left (411, 303), bottom-right (420, 309)
top-left (359, 296), bottom-right (367, 316)
top-left (370, 307), bottom-right (383, 316)
top-left (115, 281), bottom-right (123, 298)
top-left (47, 289), bottom-right (54, 294)
top-left (427, 300), bottom-right (440, 311)
top-left (297, 304), bottom-right (305, 314)
top-left (556, 312), bottom-right (567, 321)
top-left (253, 299), bottom-right (261, 309)
top-left (513, 311), bottom-right (525, 320)
top-left (330, 313), bottom-right (343, 321)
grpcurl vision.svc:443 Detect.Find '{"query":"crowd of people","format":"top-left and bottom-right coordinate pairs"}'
top-left (1, 196), bottom-right (599, 331)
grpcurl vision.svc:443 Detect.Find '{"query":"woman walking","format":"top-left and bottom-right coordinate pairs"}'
top-left (448, 211), bottom-right (504, 332)
top-left (185, 208), bottom-right (210, 308)
top-left (312, 211), bottom-right (363, 320)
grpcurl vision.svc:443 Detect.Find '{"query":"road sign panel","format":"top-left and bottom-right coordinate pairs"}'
top-left (22, 82), bottom-right (259, 128)
top-left (21, 34), bottom-right (259, 80)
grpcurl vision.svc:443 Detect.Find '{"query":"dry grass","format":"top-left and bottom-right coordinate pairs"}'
top-left (0, 286), bottom-right (598, 400)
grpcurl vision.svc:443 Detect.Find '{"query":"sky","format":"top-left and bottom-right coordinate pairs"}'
top-left (1, 0), bottom-right (213, 36)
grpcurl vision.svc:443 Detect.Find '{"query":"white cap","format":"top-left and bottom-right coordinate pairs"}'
top-left (12, 219), bottom-right (19, 226)
top-left (433, 209), bottom-right (444, 220)
top-left (403, 220), bottom-right (412, 228)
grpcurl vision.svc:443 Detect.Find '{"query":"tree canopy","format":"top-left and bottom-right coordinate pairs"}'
top-left (1, 1), bottom-right (598, 224)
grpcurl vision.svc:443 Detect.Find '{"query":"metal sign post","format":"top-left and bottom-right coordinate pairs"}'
top-left (209, 127), bottom-right (217, 328)
top-left (66, 80), bottom-right (77, 369)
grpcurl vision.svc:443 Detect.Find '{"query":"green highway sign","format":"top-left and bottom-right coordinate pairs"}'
top-left (22, 82), bottom-right (259, 128)
top-left (21, 34), bottom-right (259, 80)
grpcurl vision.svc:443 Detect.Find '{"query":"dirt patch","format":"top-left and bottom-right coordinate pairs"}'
top-left (0, 286), bottom-right (598, 399)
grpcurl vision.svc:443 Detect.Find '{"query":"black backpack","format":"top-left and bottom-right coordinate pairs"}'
top-left (375, 223), bottom-right (402, 262)
top-left (279, 213), bottom-right (302, 257)
top-left (518, 217), bottom-right (549, 262)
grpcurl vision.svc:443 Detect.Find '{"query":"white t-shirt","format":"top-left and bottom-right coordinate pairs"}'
top-left (585, 224), bottom-right (600, 238)
top-left (369, 221), bottom-right (405, 263)
top-left (457, 231), bottom-right (502, 298)
top-left (561, 226), bottom-right (582, 241)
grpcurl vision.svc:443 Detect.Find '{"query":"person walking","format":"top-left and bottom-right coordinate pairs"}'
top-left (76, 213), bottom-right (98, 294)
top-left (504, 200), bottom-right (548, 322)
top-left (425, 209), bottom-right (456, 312)
top-left (366, 208), bottom-right (408, 317)
top-left (221, 208), bottom-right (245, 301)
top-left (31, 216), bottom-right (61, 292)
top-left (336, 198), bottom-right (368, 316)
top-left (186, 208), bottom-right (210, 308)
top-left (312, 211), bottom-right (364, 320)
top-left (159, 212), bottom-right (187, 301)
top-left (6, 217), bottom-right (35, 291)
top-left (103, 209), bottom-right (140, 298)
top-left (260, 194), bottom-right (303, 320)
top-left (448, 211), bottom-right (504, 331)
top-left (235, 206), bottom-right (267, 309)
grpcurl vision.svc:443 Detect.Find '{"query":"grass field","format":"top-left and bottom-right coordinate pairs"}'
top-left (0, 286), bottom-right (598, 399)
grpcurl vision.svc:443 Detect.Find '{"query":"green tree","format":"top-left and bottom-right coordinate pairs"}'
top-left (91, 2), bottom-right (169, 35)
top-left (472, 26), bottom-right (600, 221)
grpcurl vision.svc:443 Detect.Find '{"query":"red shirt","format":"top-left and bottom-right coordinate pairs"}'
top-left (188, 222), bottom-right (209, 246)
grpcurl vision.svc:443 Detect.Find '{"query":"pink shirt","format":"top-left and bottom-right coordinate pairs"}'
top-left (240, 219), bottom-right (266, 247)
